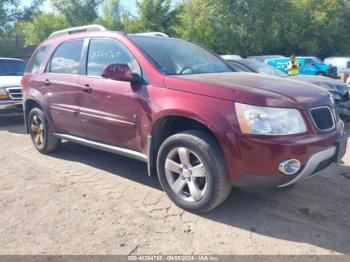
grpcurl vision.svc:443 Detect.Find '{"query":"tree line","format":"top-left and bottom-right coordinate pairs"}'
top-left (1, 0), bottom-right (350, 59)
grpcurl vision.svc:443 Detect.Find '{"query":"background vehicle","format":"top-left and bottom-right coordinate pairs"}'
top-left (226, 59), bottom-right (350, 119)
top-left (22, 26), bottom-right (347, 212)
top-left (324, 57), bottom-right (350, 74)
top-left (221, 55), bottom-right (242, 60)
top-left (247, 55), bottom-right (285, 62)
top-left (266, 56), bottom-right (338, 78)
top-left (0, 58), bottom-right (25, 114)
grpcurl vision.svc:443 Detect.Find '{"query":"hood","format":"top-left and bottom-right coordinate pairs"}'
top-left (164, 72), bottom-right (332, 110)
top-left (290, 75), bottom-right (349, 95)
top-left (0, 76), bottom-right (22, 88)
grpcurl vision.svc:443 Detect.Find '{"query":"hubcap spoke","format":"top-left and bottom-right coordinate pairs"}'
top-left (187, 180), bottom-right (202, 201)
top-left (165, 159), bottom-right (182, 174)
top-left (39, 133), bottom-right (44, 145)
top-left (35, 134), bottom-right (40, 145)
top-left (33, 115), bottom-right (39, 126)
top-left (31, 124), bottom-right (38, 133)
top-left (170, 177), bottom-right (187, 194)
top-left (190, 164), bottom-right (206, 177)
top-left (178, 147), bottom-right (190, 166)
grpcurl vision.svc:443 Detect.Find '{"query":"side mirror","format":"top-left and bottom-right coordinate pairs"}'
top-left (101, 63), bottom-right (141, 83)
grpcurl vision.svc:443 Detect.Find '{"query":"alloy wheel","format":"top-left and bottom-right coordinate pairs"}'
top-left (164, 147), bottom-right (208, 202)
top-left (31, 115), bottom-right (45, 146)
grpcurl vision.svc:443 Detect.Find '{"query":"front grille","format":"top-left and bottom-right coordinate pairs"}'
top-left (310, 106), bottom-right (335, 130)
top-left (5, 87), bottom-right (22, 100)
top-left (328, 67), bottom-right (337, 73)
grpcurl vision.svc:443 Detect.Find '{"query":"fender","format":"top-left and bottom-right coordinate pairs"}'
top-left (24, 91), bottom-right (55, 134)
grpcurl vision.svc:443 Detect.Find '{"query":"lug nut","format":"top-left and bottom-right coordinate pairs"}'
top-left (179, 168), bottom-right (183, 173)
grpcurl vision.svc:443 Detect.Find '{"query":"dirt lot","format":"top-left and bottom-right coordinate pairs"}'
top-left (0, 115), bottom-right (349, 255)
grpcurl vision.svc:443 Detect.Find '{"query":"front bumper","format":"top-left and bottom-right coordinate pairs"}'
top-left (230, 118), bottom-right (346, 188)
top-left (0, 100), bottom-right (23, 115)
top-left (233, 134), bottom-right (347, 188)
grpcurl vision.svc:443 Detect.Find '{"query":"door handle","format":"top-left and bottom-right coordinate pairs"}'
top-left (43, 79), bottom-right (51, 86)
top-left (81, 84), bottom-right (92, 93)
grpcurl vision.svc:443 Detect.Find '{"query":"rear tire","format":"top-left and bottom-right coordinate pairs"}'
top-left (316, 72), bottom-right (326, 76)
top-left (28, 108), bottom-right (61, 154)
top-left (156, 130), bottom-right (231, 213)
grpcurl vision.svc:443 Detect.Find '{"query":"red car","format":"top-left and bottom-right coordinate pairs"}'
top-left (22, 25), bottom-right (347, 212)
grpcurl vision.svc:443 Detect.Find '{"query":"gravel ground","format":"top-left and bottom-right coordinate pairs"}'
top-left (0, 115), bottom-right (349, 255)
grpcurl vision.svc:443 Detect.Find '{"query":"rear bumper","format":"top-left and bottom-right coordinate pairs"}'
top-left (0, 100), bottom-right (23, 115)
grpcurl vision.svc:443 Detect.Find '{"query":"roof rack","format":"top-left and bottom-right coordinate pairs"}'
top-left (130, 32), bottom-right (169, 37)
top-left (48, 24), bottom-right (107, 39)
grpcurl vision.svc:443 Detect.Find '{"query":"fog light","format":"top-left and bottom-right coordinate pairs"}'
top-left (279, 159), bottom-right (301, 175)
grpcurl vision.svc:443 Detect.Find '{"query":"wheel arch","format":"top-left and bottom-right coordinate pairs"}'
top-left (24, 98), bottom-right (52, 133)
top-left (147, 114), bottom-right (225, 176)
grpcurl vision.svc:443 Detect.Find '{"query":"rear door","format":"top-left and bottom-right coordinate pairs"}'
top-left (78, 38), bottom-right (142, 151)
top-left (42, 39), bottom-right (86, 136)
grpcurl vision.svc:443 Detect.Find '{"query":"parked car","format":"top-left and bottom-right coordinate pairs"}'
top-left (226, 59), bottom-right (350, 119)
top-left (22, 25), bottom-right (347, 212)
top-left (0, 58), bottom-right (25, 114)
top-left (324, 57), bottom-right (350, 74)
top-left (266, 56), bottom-right (338, 78)
top-left (221, 55), bottom-right (242, 60)
top-left (247, 55), bottom-right (285, 62)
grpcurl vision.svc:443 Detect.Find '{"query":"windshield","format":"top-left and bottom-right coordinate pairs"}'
top-left (0, 59), bottom-right (26, 76)
top-left (241, 60), bottom-right (287, 77)
top-left (314, 57), bottom-right (325, 65)
top-left (130, 36), bottom-right (232, 75)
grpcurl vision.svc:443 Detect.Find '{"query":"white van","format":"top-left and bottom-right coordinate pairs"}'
top-left (324, 57), bottom-right (350, 74)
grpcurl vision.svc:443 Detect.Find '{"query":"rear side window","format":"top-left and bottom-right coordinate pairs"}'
top-left (49, 40), bottom-right (83, 75)
top-left (86, 39), bottom-right (141, 76)
top-left (26, 44), bottom-right (51, 73)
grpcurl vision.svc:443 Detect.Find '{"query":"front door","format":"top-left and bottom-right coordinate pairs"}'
top-left (79, 38), bottom-right (142, 151)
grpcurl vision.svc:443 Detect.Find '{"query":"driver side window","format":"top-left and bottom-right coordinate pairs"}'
top-left (304, 59), bottom-right (313, 66)
top-left (87, 39), bottom-right (141, 77)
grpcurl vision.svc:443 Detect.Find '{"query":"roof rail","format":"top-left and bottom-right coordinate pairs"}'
top-left (130, 32), bottom-right (169, 37)
top-left (48, 24), bottom-right (107, 39)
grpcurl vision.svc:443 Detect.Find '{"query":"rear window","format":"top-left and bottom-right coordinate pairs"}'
top-left (0, 59), bottom-right (26, 76)
top-left (26, 44), bottom-right (52, 73)
top-left (49, 40), bottom-right (83, 75)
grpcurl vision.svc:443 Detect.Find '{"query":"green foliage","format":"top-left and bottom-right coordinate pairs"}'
top-left (16, 13), bottom-right (69, 46)
top-left (0, 0), bottom-right (42, 32)
top-left (131, 0), bottom-right (180, 34)
top-left (95, 0), bottom-right (126, 30)
top-left (52, 0), bottom-right (103, 26)
top-left (175, 0), bottom-right (350, 58)
top-left (2, 0), bottom-right (350, 58)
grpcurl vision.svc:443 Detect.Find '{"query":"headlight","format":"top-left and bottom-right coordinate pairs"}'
top-left (235, 103), bottom-right (307, 135)
top-left (0, 88), bottom-right (9, 100)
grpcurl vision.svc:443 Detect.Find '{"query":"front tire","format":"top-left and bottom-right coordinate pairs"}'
top-left (28, 107), bottom-right (61, 154)
top-left (156, 130), bottom-right (231, 213)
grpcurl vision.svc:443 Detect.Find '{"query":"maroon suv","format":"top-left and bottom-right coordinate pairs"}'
top-left (22, 26), bottom-right (347, 212)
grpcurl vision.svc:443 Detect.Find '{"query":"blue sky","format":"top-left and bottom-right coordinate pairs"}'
top-left (20, 0), bottom-right (182, 16)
